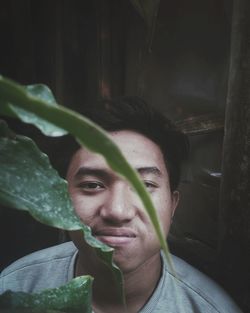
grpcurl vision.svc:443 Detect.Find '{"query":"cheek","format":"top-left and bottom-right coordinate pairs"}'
top-left (151, 193), bottom-right (174, 234)
top-left (69, 191), bottom-right (98, 225)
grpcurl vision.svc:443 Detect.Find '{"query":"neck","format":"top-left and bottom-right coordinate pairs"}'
top-left (75, 249), bottom-right (162, 313)
top-left (122, 254), bottom-right (162, 312)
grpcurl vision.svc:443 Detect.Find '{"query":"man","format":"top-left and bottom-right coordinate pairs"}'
top-left (0, 97), bottom-right (242, 312)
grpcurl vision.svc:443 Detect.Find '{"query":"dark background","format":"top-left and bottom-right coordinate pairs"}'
top-left (0, 0), bottom-right (249, 312)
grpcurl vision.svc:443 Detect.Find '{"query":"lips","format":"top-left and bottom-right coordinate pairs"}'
top-left (93, 227), bottom-right (136, 246)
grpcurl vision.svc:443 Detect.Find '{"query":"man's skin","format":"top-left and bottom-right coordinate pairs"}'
top-left (66, 130), bottom-right (179, 313)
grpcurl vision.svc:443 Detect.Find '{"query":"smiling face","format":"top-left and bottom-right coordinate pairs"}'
top-left (67, 130), bottom-right (179, 274)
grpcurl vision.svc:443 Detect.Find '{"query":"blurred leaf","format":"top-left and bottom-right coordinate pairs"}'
top-left (0, 276), bottom-right (93, 313)
top-left (25, 85), bottom-right (57, 105)
top-left (0, 83), bottom-right (67, 137)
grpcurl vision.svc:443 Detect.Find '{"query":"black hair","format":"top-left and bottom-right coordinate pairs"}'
top-left (80, 96), bottom-right (189, 191)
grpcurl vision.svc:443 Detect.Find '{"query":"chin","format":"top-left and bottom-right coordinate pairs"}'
top-left (111, 252), bottom-right (139, 274)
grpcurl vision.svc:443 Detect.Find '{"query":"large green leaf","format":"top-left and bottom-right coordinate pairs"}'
top-left (0, 120), bottom-right (80, 229)
top-left (0, 276), bottom-right (93, 313)
top-left (0, 83), bottom-right (67, 137)
top-left (0, 76), bottom-right (172, 270)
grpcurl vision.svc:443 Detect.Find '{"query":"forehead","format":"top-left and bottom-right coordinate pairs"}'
top-left (67, 130), bottom-right (168, 176)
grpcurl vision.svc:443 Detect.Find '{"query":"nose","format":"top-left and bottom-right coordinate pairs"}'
top-left (100, 182), bottom-right (136, 224)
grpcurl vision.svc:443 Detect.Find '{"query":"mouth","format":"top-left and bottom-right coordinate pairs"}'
top-left (93, 228), bottom-right (136, 246)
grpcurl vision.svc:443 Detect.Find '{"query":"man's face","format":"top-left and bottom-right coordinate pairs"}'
top-left (67, 130), bottom-right (179, 273)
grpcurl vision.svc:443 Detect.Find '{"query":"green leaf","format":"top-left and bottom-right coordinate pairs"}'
top-left (0, 276), bottom-right (93, 313)
top-left (0, 124), bottom-right (81, 230)
top-left (0, 83), bottom-right (67, 137)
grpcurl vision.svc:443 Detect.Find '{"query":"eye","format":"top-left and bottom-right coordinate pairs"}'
top-left (143, 180), bottom-right (158, 191)
top-left (78, 181), bottom-right (105, 193)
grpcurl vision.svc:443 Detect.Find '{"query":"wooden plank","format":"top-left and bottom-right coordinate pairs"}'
top-left (218, 0), bottom-right (250, 311)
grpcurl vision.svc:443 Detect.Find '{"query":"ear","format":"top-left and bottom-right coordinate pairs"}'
top-left (171, 190), bottom-right (179, 218)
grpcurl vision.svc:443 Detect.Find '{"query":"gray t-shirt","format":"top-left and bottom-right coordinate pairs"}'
top-left (0, 242), bottom-right (242, 313)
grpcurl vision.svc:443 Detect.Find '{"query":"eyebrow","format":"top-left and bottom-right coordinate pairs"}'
top-left (74, 166), bottom-right (162, 180)
top-left (74, 167), bottom-right (110, 180)
top-left (136, 167), bottom-right (162, 177)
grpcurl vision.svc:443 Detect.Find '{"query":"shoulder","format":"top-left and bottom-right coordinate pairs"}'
top-left (1, 241), bottom-right (77, 275)
top-left (0, 241), bottom-right (78, 294)
top-left (162, 254), bottom-right (242, 313)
